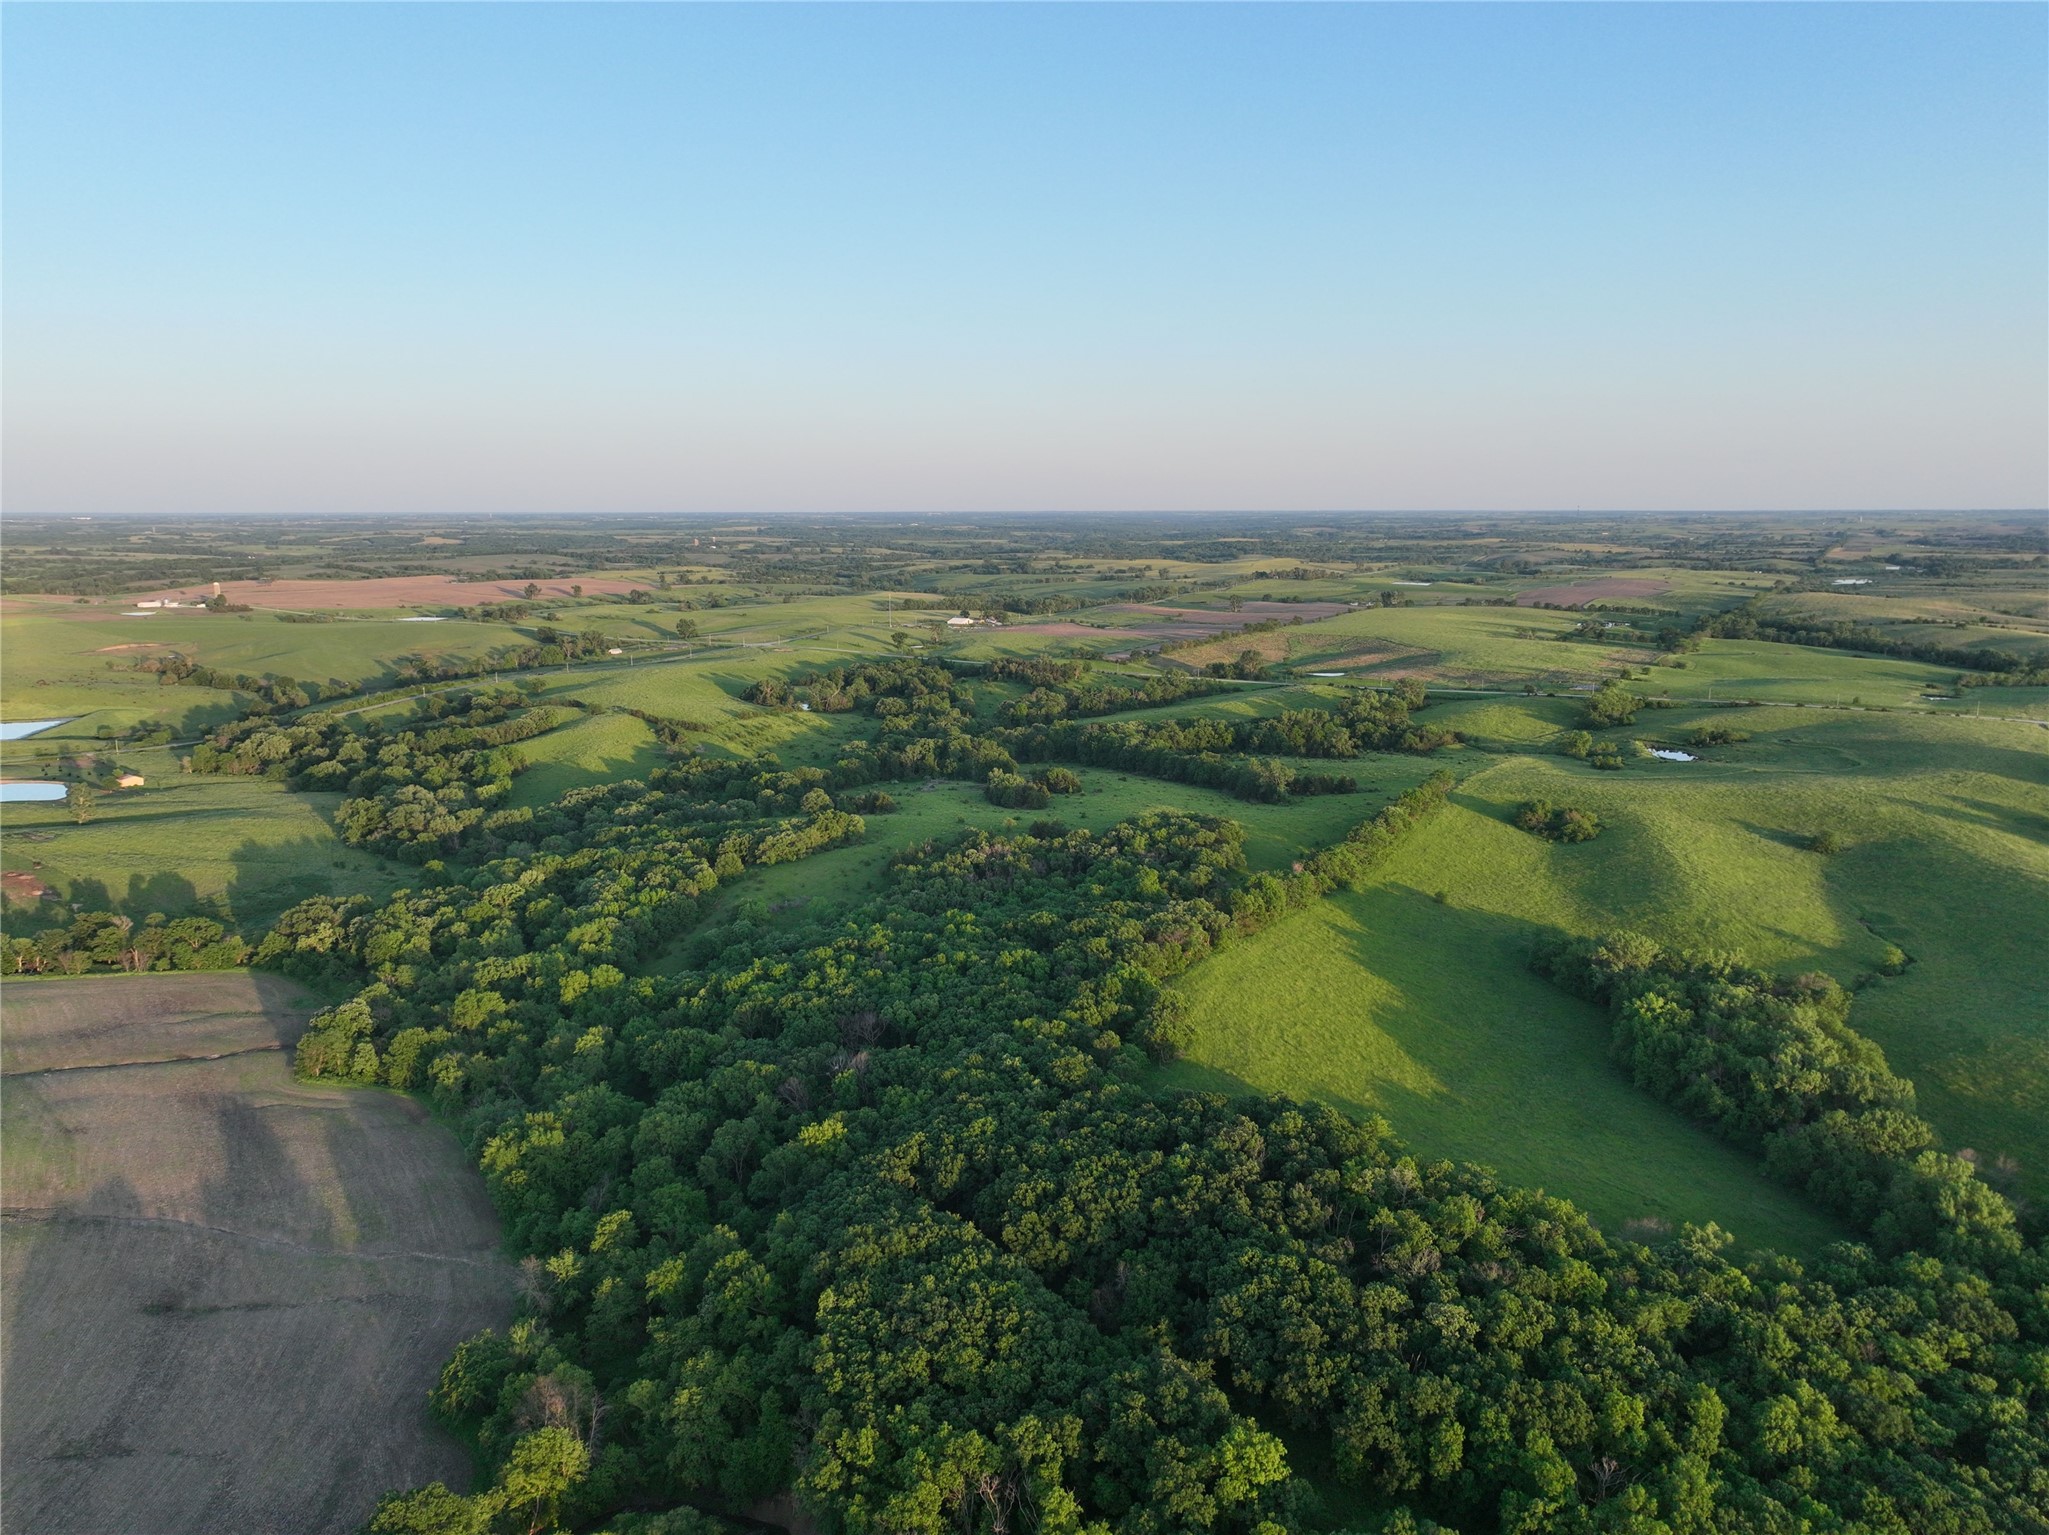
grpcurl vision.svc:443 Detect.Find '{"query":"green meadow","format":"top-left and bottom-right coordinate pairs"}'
top-left (1161, 706), bottom-right (2049, 1224)
top-left (1156, 886), bottom-right (1847, 1256)
top-left (1650, 638), bottom-right (1963, 708)
top-left (0, 771), bottom-right (400, 927)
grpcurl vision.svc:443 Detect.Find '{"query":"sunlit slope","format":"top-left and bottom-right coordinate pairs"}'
top-left (1163, 708), bottom-right (2049, 1232)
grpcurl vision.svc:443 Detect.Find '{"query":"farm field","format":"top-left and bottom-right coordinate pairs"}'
top-left (1, 773), bottom-right (400, 927)
top-left (0, 973), bottom-right (513, 1535)
top-left (1279, 603), bottom-right (1634, 686)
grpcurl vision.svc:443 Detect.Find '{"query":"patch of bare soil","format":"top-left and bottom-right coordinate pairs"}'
top-left (1, 973), bottom-right (513, 1535)
top-left (1513, 578), bottom-right (1670, 607)
top-left (0, 871), bottom-right (53, 904)
top-left (995, 621), bottom-right (1126, 640)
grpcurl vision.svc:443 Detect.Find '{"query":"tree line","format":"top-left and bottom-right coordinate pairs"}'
top-left (1533, 934), bottom-right (2019, 1257)
top-left (2, 910), bottom-right (246, 975)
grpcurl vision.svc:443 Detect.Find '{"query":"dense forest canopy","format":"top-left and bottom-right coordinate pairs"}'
top-left (169, 652), bottom-right (2044, 1535)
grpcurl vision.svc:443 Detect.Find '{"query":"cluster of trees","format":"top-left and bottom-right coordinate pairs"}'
top-left (982, 766), bottom-right (1082, 809)
top-left (1533, 935), bottom-right (2021, 1256)
top-left (1580, 681), bottom-right (1644, 728)
top-left (2, 910), bottom-right (246, 975)
top-left (1957, 661), bottom-right (2049, 690)
top-left (996, 721), bottom-right (1357, 803)
top-left (130, 651), bottom-right (340, 711)
top-left (1512, 801), bottom-right (1602, 843)
top-left (745, 659), bottom-right (968, 716)
top-left (1700, 603), bottom-right (2032, 674)
top-left (1202, 650), bottom-right (1272, 679)
top-left (987, 687), bottom-right (1452, 804)
top-left (1686, 725), bottom-right (1751, 746)
top-left (192, 690), bottom-right (563, 858)
top-left (988, 667), bottom-right (1235, 725)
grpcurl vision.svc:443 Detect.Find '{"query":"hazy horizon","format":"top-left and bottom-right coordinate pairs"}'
top-left (5, 4), bottom-right (2044, 517)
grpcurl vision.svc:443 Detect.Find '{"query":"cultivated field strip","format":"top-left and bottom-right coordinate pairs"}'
top-left (0, 974), bottom-right (513, 1535)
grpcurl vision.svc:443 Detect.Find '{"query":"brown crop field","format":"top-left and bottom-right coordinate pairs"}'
top-left (1, 973), bottom-right (512, 1535)
top-left (128, 574), bottom-right (657, 610)
top-left (1513, 577), bottom-right (1670, 606)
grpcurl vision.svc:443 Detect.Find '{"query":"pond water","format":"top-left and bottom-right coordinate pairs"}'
top-left (1648, 749), bottom-right (1697, 763)
top-left (0, 719), bottom-right (72, 741)
top-left (0, 782), bottom-right (68, 802)
top-left (1307, 671), bottom-right (1346, 677)
top-left (397, 615), bottom-right (449, 622)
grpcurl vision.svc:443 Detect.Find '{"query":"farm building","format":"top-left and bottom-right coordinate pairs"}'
top-left (115, 773), bottom-right (146, 788)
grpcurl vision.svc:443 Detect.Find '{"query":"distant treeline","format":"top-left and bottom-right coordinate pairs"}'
top-left (1699, 602), bottom-right (2036, 674)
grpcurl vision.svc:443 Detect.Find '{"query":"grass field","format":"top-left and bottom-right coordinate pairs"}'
top-left (1649, 639), bottom-right (1966, 708)
top-left (1, 771), bottom-right (400, 927)
top-left (1278, 605), bottom-right (1637, 688)
top-left (508, 710), bottom-right (664, 808)
top-left (1158, 707), bottom-right (2049, 1216)
top-left (0, 601), bottom-right (525, 728)
top-left (0, 973), bottom-right (512, 1535)
top-left (679, 760), bottom-right (1449, 954)
top-left (1156, 887), bottom-right (1846, 1256)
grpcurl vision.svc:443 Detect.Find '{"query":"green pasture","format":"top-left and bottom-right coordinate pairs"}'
top-left (1932, 687), bottom-right (2049, 720)
top-left (1166, 708), bottom-right (2049, 1207)
top-left (705, 760), bottom-right (1447, 946)
top-left (507, 712), bottom-right (664, 809)
top-left (1424, 693), bottom-right (1584, 747)
top-left (1156, 886), bottom-right (1846, 1256)
top-left (0, 772), bottom-right (398, 928)
top-left (1280, 604), bottom-right (1632, 688)
top-left (1649, 639), bottom-right (1963, 708)
top-left (0, 602), bottom-right (522, 727)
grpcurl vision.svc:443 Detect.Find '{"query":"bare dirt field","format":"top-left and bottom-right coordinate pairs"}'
top-left (1513, 578), bottom-right (1670, 607)
top-left (999, 620), bottom-right (1141, 640)
top-left (1, 972), bottom-right (512, 1535)
top-left (1104, 600), bottom-right (1353, 629)
top-left (128, 575), bottom-right (657, 610)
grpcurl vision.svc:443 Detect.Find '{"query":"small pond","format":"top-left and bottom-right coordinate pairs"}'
top-left (0, 782), bottom-right (68, 802)
top-left (0, 719), bottom-right (72, 741)
top-left (1648, 749), bottom-right (1697, 763)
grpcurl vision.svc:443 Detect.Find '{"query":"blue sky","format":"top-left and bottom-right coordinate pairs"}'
top-left (4, 3), bottom-right (2043, 515)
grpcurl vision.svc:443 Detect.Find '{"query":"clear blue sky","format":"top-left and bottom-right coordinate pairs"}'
top-left (4, 2), bottom-right (2043, 515)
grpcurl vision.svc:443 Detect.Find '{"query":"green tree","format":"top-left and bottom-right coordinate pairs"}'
top-left (499, 1427), bottom-right (589, 1535)
top-left (66, 782), bottom-right (97, 824)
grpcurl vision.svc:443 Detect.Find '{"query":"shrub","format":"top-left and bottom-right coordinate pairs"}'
top-left (1513, 801), bottom-right (1603, 843)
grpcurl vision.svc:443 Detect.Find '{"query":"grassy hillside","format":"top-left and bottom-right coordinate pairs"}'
top-left (1161, 708), bottom-right (2049, 1218)
top-left (1156, 886), bottom-right (1846, 1256)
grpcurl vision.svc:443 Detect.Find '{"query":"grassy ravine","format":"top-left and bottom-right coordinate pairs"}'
top-left (1157, 884), bottom-right (1845, 1256)
top-left (1157, 706), bottom-right (2049, 1243)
